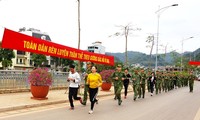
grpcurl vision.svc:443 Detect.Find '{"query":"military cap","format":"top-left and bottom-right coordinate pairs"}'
top-left (117, 64), bottom-right (122, 67)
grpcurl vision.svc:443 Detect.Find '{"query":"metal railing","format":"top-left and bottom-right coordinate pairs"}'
top-left (0, 70), bottom-right (85, 93)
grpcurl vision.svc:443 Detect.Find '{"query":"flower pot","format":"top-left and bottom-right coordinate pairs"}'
top-left (30, 85), bottom-right (49, 100)
top-left (101, 82), bottom-right (112, 91)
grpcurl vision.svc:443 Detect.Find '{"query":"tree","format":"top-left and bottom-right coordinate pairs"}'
top-left (111, 23), bottom-right (141, 67)
top-left (95, 62), bottom-right (122, 72)
top-left (60, 58), bottom-right (74, 72)
top-left (51, 57), bottom-right (74, 71)
top-left (0, 48), bottom-right (15, 69)
top-left (31, 54), bottom-right (47, 67)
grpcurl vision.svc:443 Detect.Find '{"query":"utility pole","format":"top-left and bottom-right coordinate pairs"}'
top-left (146, 35), bottom-right (154, 68)
top-left (113, 24), bottom-right (141, 67)
top-left (124, 25), bottom-right (129, 67)
top-left (77, 0), bottom-right (81, 72)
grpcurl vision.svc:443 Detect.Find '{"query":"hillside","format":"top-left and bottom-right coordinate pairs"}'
top-left (106, 49), bottom-right (200, 67)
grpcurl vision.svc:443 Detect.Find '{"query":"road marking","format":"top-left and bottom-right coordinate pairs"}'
top-left (194, 107), bottom-right (200, 120)
top-left (0, 96), bottom-right (113, 119)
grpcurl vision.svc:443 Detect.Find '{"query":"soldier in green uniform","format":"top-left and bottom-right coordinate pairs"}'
top-left (188, 71), bottom-right (196, 92)
top-left (163, 72), bottom-right (169, 92)
top-left (155, 71), bottom-right (162, 94)
top-left (138, 69), bottom-right (147, 98)
top-left (111, 64), bottom-right (125, 105)
top-left (184, 74), bottom-right (189, 87)
top-left (177, 73), bottom-right (182, 88)
top-left (132, 70), bottom-right (141, 101)
top-left (168, 72), bottom-right (172, 91)
top-left (180, 74), bottom-right (184, 87)
top-left (81, 62), bottom-right (92, 105)
top-left (173, 72), bottom-right (178, 89)
top-left (161, 72), bottom-right (165, 92)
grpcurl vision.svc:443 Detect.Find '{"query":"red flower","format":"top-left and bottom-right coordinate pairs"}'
top-left (28, 68), bottom-right (52, 86)
top-left (100, 69), bottom-right (115, 83)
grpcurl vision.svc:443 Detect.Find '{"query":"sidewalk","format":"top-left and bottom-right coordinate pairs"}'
top-left (0, 86), bottom-right (121, 112)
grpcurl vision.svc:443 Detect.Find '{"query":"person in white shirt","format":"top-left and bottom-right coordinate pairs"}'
top-left (67, 64), bottom-right (83, 110)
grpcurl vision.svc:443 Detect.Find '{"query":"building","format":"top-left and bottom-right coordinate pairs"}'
top-left (9, 28), bottom-right (53, 70)
top-left (87, 41), bottom-right (105, 54)
top-left (82, 41), bottom-right (106, 70)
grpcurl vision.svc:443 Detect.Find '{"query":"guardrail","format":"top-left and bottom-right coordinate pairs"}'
top-left (0, 70), bottom-right (85, 93)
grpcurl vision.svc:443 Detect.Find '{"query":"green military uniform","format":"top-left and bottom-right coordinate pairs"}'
top-left (161, 73), bottom-right (165, 92)
top-left (111, 70), bottom-right (124, 105)
top-left (184, 75), bottom-right (189, 87)
top-left (132, 71), bottom-right (141, 101)
top-left (180, 74), bottom-right (185, 87)
top-left (173, 73), bottom-right (178, 89)
top-left (82, 68), bottom-right (91, 105)
top-left (188, 73), bottom-right (196, 92)
top-left (168, 74), bottom-right (173, 91)
top-left (139, 70), bottom-right (147, 98)
top-left (163, 73), bottom-right (169, 92)
top-left (112, 71), bottom-right (117, 100)
top-left (155, 72), bottom-right (162, 94)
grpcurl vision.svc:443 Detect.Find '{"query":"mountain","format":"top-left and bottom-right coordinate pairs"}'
top-left (194, 48), bottom-right (200, 60)
top-left (106, 49), bottom-right (200, 67)
top-left (183, 48), bottom-right (200, 61)
top-left (106, 51), bottom-right (161, 67)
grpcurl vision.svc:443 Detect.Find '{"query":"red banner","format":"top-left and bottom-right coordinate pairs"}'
top-left (189, 61), bottom-right (200, 66)
top-left (1, 28), bottom-right (114, 66)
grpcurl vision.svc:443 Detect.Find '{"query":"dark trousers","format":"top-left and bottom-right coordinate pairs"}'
top-left (89, 87), bottom-right (98, 110)
top-left (123, 81), bottom-right (129, 96)
top-left (173, 80), bottom-right (177, 88)
top-left (150, 82), bottom-right (154, 94)
top-left (139, 84), bottom-right (145, 98)
top-left (68, 87), bottom-right (81, 108)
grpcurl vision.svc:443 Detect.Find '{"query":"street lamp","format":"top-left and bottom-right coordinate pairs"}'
top-left (155, 4), bottom-right (178, 72)
top-left (181, 36), bottom-right (194, 71)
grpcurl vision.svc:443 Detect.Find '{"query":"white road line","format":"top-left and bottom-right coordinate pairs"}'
top-left (194, 107), bottom-right (200, 120)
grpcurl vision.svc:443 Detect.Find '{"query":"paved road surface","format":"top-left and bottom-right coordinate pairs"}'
top-left (1, 81), bottom-right (200, 120)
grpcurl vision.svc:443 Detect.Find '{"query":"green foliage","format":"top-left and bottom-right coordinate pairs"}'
top-left (61, 58), bottom-right (74, 66)
top-left (95, 64), bottom-right (115, 72)
top-left (0, 49), bottom-right (15, 69)
top-left (51, 57), bottom-right (74, 71)
top-left (31, 53), bottom-right (47, 67)
top-left (195, 67), bottom-right (200, 76)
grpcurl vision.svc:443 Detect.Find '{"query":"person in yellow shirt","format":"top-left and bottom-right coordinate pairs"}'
top-left (87, 65), bottom-right (102, 114)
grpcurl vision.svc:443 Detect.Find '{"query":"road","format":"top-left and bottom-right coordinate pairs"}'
top-left (1, 81), bottom-right (200, 120)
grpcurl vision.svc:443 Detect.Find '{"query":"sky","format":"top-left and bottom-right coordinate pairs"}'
top-left (0, 0), bottom-right (200, 55)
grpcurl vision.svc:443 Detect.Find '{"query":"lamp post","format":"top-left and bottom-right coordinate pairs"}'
top-left (77, 0), bottom-right (80, 50)
top-left (155, 4), bottom-right (178, 72)
top-left (77, 0), bottom-right (81, 72)
top-left (181, 36), bottom-right (194, 71)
